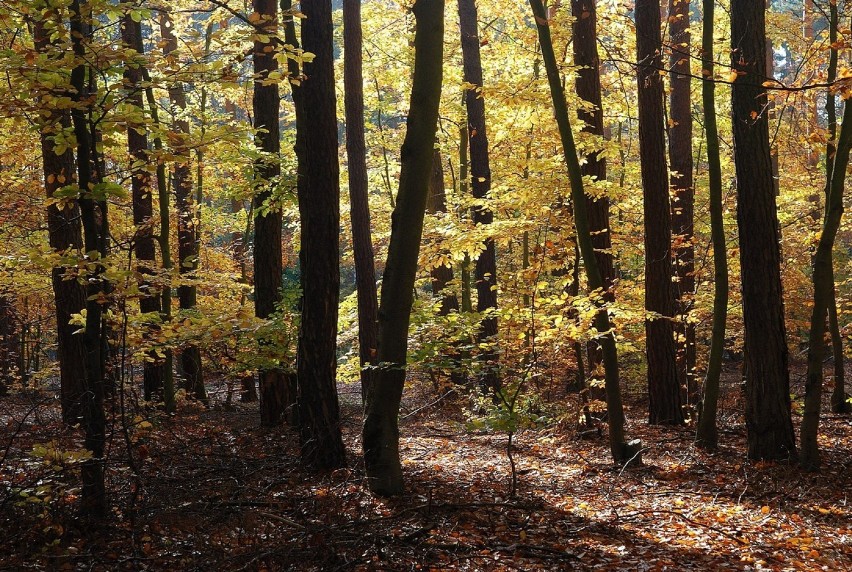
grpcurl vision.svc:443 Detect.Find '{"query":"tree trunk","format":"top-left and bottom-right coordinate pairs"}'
top-left (252, 0), bottom-right (290, 426)
top-left (695, 0), bottom-right (728, 450)
top-left (530, 0), bottom-right (633, 463)
top-left (343, 0), bottom-right (380, 406)
top-left (0, 297), bottom-right (17, 393)
top-left (427, 149), bottom-right (460, 316)
top-left (668, 0), bottom-right (696, 402)
top-left (731, 0), bottom-right (796, 459)
top-left (33, 17), bottom-right (87, 424)
top-left (363, 0), bottom-right (445, 495)
top-left (70, 0), bottom-right (107, 518)
top-left (296, 0), bottom-right (347, 470)
top-left (458, 0), bottom-right (499, 394)
top-left (121, 14), bottom-right (165, 400)
top-left (801, 98), bottom-right (852, 468)
top-left (635, 0), bottom-right (683, 425)
top-left (160, 12), bottom-right (206, 403)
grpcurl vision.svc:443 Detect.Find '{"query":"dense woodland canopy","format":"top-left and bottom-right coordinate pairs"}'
top-left (1, 0), bottom-right (852, 568)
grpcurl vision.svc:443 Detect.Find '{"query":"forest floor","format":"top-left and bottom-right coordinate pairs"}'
top-left (1, 361), bottom-right (850, 571)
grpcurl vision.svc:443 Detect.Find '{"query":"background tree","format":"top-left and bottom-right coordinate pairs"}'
top-left (635, 0), bottom-right (683, 425)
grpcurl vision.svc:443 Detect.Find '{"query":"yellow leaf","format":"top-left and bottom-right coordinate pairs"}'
top-left (728, 70), bottom-right (739, 83)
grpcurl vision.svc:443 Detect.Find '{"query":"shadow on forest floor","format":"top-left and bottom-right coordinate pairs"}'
top-left (0, 361), bottom-right (850, 570)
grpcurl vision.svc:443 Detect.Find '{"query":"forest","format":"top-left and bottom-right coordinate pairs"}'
top-left (0, 0), bottom-right (851, 569)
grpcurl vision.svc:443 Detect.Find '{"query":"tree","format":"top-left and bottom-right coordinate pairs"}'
top-left (694, 0), bottom-right (728, 450)
top-left (343, 0), bottom-right (379, 404)
top-left (160, 11), bottom-right (206, 403)
top-left (252, 0), bottom-right (290, 426)
top-left (731, 0), bottom-right (796, 459)
top-left (530, 0), bottom-right (633, 463)
top-left (668, 0), bottom-right (696, 401)
top-left (363, 0), bottom-right (445, 495)
top-left (32, 15), bottom-right (87, 424)
top-left (635, 0), bottom-right (683, 425)
top-left (121, 13), bottom-right (164, 401)
top-left (458, 0), bottom-right (499, 394)
top-left (295, 0), bottom-right (347, 469)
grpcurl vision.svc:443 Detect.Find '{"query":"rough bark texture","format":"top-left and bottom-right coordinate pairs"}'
top-left (363, 0), bottom-right (444, 495)
top-left (667, 0), bottom-right (696, 401)
top-left (635, 0), bottom-right (684, 425)
top-left (571, 0), bottom-right (612, 396)
top-left (33, 18), bottom-right (87, 424)
top-left (530, 0), bottom-right (631, 463)
top-left (71, 0), bottom-right (107, 518)
top-left (343, 0), bottom-right (379, 405)
top-left (296, 0), bottom-right (347, 470)
top-left (731, 0), bottom-right (796, 459)
top-left (122, 15), bottom-right (164, 400)
top-left (252, 0), bottom-right (291, 426)
top-left (458, 0), bottom-right (499, 394)
top-left (695, 0), bottom-right (727, 450)
top-left (161, 12), bottom-right (206, 403)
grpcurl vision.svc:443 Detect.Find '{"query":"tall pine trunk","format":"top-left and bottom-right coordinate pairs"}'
top-left (296, 0), bottom-right (347, 469)
top-left (731, 0), bottom-right (796, 459)
top-left (363, 0), bottom-right (444, 495)
top-left (343, 0), bottom-right (379, 405)
top-left (635, 0), bottom-right (683, 424)
top-left (458, 0), bottom-right (499, 394)
top-left (668, 0), bottom-right (696, 402)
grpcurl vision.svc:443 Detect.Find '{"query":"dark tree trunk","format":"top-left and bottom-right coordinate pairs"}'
top-left (635, 0), bottom-right (683, 425)
top-left (70, 0), bottom-right (107, 518)
top-left (363, 0), bottom-right (444, 495)
top-left (343, 0), bottom-right (380, 405)
top-left (252, 0), bottom-right (291, 426)
top-left (33, 18), bottom-right (87, 424)
top-left (296, 0), bottom-right (347, 470)
top-left (571, 0), bottom-right (612, 398)
top-left (667, 0), bottom-right (696, 402)
top-left (160, 12), bottom-right (206, 403)
top-left (121, 14), bottom-right (164, 400)
top-left (0, 297), bottom-right (18, 393)
top-left (530, 0), bottom-right (632, 463)
top-left (458, 0), bottom-right (499, 394)
top-left (731, 0), bottom-right (796, 459)
top-left (427, 149), bottom-right (460, 316)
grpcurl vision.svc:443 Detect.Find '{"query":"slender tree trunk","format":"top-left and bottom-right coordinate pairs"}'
top-left (33, 18), bottom-right (87, 424)
top-left (458, 125), bottom-right (473, 314)
top-left (160, 12), bottom-right (206, 403)
top-left (801, 99), bottom-right (852, 468)
top-left (121, 14), bottom-right (164, 400)
top-left (731, 0), bottom-right (796, 459)
top-left (70, 0), bottom-right (107, 518)
top-left (252, 0), bottom-right (290, 426)
top-left (635, 0), bottom-right (684, 424)
top-left (530, 0), bottom-right (633, 463)
top-left (296, 0), bottom-right (347, 470)
top-left (343, 0), bottom-right (380, 405)
top-left (668, 0), bottom-right (696, 402)
top-left (458, 0), bottom-right (499, 394)
top-left (363, 0), bottom-right (444, 495)
top-left (571, 0), bottom-right (612, 399)
top-left (695, 0), bottom-right (728, 450)
top-left (0, 297), bottom-right (17, 393)
top-left (427, 149), bottom-right (460, 316)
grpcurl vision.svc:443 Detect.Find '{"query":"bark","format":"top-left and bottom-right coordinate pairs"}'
top-left (71, 0), bottom-right (107, 518)
top-left (427, 149), bottom-right (459, 316)
top-left (121, 14), bottom-right (164, 400)
top-left (160, 12), bottom-right (206, 403)
top-left (801, 99), bottom-right (852, 468)
top-left (695, 0), bottom-right (727, 450)
top-left (458, 0), bottom-right (499, 394)
top-left (530, 0), bottom-right (632, 463)
top-left (731, 0), bottom-right (796, 459)
top-left (343, 0), bottom-right (380, 405)
top-left (668, 0), bottom-right (696, 401)
top-left (33, 18), bottom-right (87, 424)
top-left (363, 0), bottom-right (444, 495)
top-left (252, 0), bottom-right (290, 426)
top-left (296, 0), bottom-right (347, 470)
top-left (0, 297), bottom-right (17, 392)
top-left (635, 0), bottom-right (683, 424)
